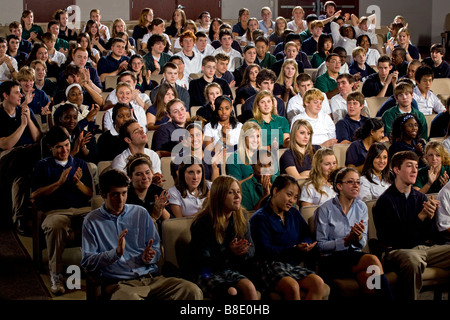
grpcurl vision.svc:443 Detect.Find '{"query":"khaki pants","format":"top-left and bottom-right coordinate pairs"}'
top-left (385, 244), bottom-right (450, 300)
top-left (41, 207), bottom-right (91, 274)
top-left (106, 275), bottom-right (203, 300)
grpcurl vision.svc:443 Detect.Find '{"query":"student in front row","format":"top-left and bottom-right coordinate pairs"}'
top-left (373, 151), bottom-right (450, 300)
top-left (81, 169), bottom-right (203, 300)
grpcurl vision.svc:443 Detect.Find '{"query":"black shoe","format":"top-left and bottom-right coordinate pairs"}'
top-left (16, 218), bottom-right (31, 236)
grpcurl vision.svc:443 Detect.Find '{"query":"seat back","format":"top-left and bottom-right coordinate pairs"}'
top-left (365, 96), bottom-right (388, 117)
top-left (430, 78), bottom-right (450, 96)
top-left (161, 216), bottom-right (195, 276)
top-left (332, 143), bottom-right (350, 167)
top-left (97, 161), bottom-right (112, 176)
top-left (425, 114), bottom-right (438, 138)
top-left (190, 106), bottom-right (201, 117)
top-left (104, 76), bottom-right (119, 91)
top-left (161, 156), bottom-right (175, 190)
top-left (300, 205), bottom-right (319, 235)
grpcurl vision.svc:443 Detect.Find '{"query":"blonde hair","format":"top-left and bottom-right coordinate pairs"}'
top-left (304, 148), bottom-right (337, 198)
top-left (116, 82), bottom-right (133, 94)
top-left (289, 119), bottom-right (315, 168)
top-left (237, 121), bottom-right (262, 165)
top-left (112, 18), bottom-right (127, 38)
top-left (352, 46), bottom-right (366, 58)
top-left (303, 88), bottom-right (324, 107)
top-left (194, 175), bottom-right (248, 244)
top-left (252, 90), bottom-right (277, 122)
top-left (425, 141), bottom-right (450, 166)
top-left (276, 59), bottom-right (299, 94)
top-left (17, 66), bottom-right (35, 82)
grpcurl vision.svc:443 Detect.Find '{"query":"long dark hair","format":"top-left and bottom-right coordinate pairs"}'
top-left (270, 174), bottom-right (299, 198)
top-left (210, 95), bottom-right (238, 129)
top-left (355, 118), bottom-right (384, 140)
top-left (317, 34), bottom-right (333, 59)
top-left (361, 142), bottom-right (391, 184)
top-left (175, 156), bottom-right (208, 199)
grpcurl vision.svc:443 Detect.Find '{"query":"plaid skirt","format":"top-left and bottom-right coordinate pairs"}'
top-left (256, 261), bottom-right (315, 291)
top-left (196, 269), bottom-right (249, 299)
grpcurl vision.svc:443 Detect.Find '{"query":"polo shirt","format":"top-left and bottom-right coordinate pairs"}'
top-left (270, 58), bottom-right (304, 77)
top-left (167, 181), bottom-right (212, 217)
top-left (210, 39), bottom-right (243, 54)
top-left (241, 174), bottom-right (278, 211)
top-left (348, 62), bottom-right (376, 81)
top-left (112, 148), bottom-right (161, 174)
top-left (257, 52), bottom-right (277, 69)
top-left (174, 50), bottom-right (203, 79)
top-left (429, 111), bottom-right (449, 138)
top-left (212, 46), bottom-right (242, 72)
top-left (287, 92), bottom-right (331, 124)
top-left (335, 115), bottom-right (368, 143)
top-left (55, 38), bottom-right (69, 52)
top-left (241, 94), bottom-right (286, 123)
top-left (414, 165), bottom-right (450, 194)
top-left (290, 111), bottom-right (336, 145)
top-left (142, 52), bottom-right (171, 74)
top-left (299, 29), bottom-right (312, 43)
top-left (127, 184), bottom-right (164, 215)
top-left (0, 105), bottom-right (39, 149)
top-left (21, 87), bottom-right (49, 116)
top-left (258, 20), bottom-right (275, 35)
top-left (280, 145), bottom-right (320, 175)
top-left (19, 39), bottom-right (32, 54)
top-left (314, 71), bottom-right (338, 93)
top-left (301, 36), bottom-right (319, 56)
top-left (345, 139), bottom-right (368, 167)
top-left (151, 121), bottom-right (185, 153)
top-left (146, 105), bottom-right (170, 125)
top-left (232, 22), bottom-right (246, 37)
top-left (362, 73), bottom-right (394, 98)
top-left (226, 151), bottom-right (253, 181)
top-left (31, 155), bottom-right (92, 212)
top-left (188, 76), bottom-right (232, 107)
top-left (196, 103), bottom-right (214, 122)
top-left (97, 54), bottom-right (130, 77)
top-left (381, 105), bottom-right (428, 140)
top-left (376, 95), bottom-right (419, 117)
top-left (250, 115), bottom-right (290, 147)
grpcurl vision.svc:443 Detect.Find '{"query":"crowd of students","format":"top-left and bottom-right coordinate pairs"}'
top-left (0, 2), bottom-right (449, 301)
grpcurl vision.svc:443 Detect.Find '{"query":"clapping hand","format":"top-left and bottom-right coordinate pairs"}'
top-left (142, 239), bottom-right (157, 263)
top-left (230, 238), bottom-right (251, 256)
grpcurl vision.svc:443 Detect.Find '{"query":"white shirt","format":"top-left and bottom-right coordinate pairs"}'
top-left (330, 21), bottom-right (357, 57)
top-left (204, 122), bottom-right (243, 147)
top-left (354, 23), bottom-right (378, 44)
top-left (436, 179), bottom-right (450, 232)
top-left (111, 148), bottom-right (161, 174)
top-left (412, 86), bottom-right (445, 115)
top-left (290, 111), bottom-right (336, 145)
top-left (212, 47), bottom-right (242, 72)
top-left (286, 92), bottom-right (331, 125)
top-left (366, 48), bottom-right (380, 67)
top-left (49, 50), bottom-right (67, 67)
top-left (175, 50), bottom-right (203, 78)
top-left (357, 174), bottom-right (390, 202)
top-left (0, 55), bottom-right (18, 81)
top-left (329, 93), bottom-right (370, 122)
top-left (300, 182), bottom-right (336, 206)
top-left (194, 44), bottom-right (215, 57)
top-left (444, 137), bottom-right (450, 154)
top-left (168, 181), bottom-right (212, 217)
top-left (103, 90), bottom-right (150, 133)
top-left (287, 20), bottom-right (307, 33)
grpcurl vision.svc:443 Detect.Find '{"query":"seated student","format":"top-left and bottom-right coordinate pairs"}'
top-left (226, 121), bottom-right (262, 183)
top-left (250, 174), bottom-right (327, 300)
top-left (422, 43), bottom-right (450, 79)
top-left (430, 96), bottom-right (450, 139)
top-left (8, 21), bottom-right (32, 54)
top-left (17, 66), bottom-right (50, 117)
top-left (300, 147), bottom-right (338, 207)
top-left (146, 82), bottom-right (176, 131)
top-left (382, 82), bottom-right (428, 140)
top-left (84, 19), bottom-right (107, 54)
top-left (330, 74), bottom-right (370, 122)
top-left (240, 149), bottom-right (278, 211)
top-left (357, 34), bottom-right (380, 68)
top-left (31, 125), bottom-right (93, 295)
top-left (316, 46), bottom-right (349, 78)
top-left (0, 37), bottom-right (18, 81)
top-left (52, 103), bottom-right (99, 165)
top-left (125, 153), bottom-right (170, 226)
top-left (232, 8), bottom-right (250, 38)
top-left (188, 55), bottom-right (232, 107)
top-left (314, 53), bottom-right (341, 99)
top-left (46, 20), bottom-right (69, 54)
top-left (258, 6), bottom-right (275, 36)
top-left (287, 73), bottom-right (331, 124)
top-left (404, 59), bottom-right (421, 85)
top-left (126, 54), bottom-right (152, 93)
top-left (348, 46), bottom-right (376, 82)
top-left (168, 155), bottom-right (212, 218)
top-left (310, 34), bottom-right (333, 68)
top-left (273, 32), bottom-right (312, 70)
top-left (291, 88), bottom-right (337, 148)
top-left (351, 13), bottom-right (377, 45)
top-left (141, 18), bottom-right (172, 52)
top-left (335, 92), bottom-right (369, 144)
top-left (151, 99), bottom-right (188, 157)
top-left (111, 119), bottom-right (162, 180)
top-left (55, 8), bottom-right (78, 42)
top-left (301, 20), bottom-right (324, 56)
top-left (241, 68), bottom-right (286, 123)
top-left (274, 59), bottom-right (299, 104)
top-left (300, 14), bottom-right (318, 43)
top-left (97, 37), bottom-right (130, 83)
top-left (142, 34), bottom-right (171, 75)
top-left (391, 27), bottom-right (420, 62)
top-left (194, 31), bottom-right (215, 57)
top-left (212, 29), bottom-right (242, 73)
top-left (239, 17), bottom-right (260, 47)
top-left (214, 52), bottom-right (235, 86)
top-left (391, 47), bottom-right (408, 79)
top-left (269, 16), bottom-right (288, 46)
top-left (413, 141), bottom-right (450, 194)
top-left (413, 65), bottom-right (446, 115)
top-left (6, 34), bottom-right (28, 68)
top-left (254, 36), bottom-right (277, 69)
top-left (330, 20), bottom-right (358, 59)
top-left (234, 64), bottom-right (260, 106)
top-left (376, 78), bottom-right (419, 117)
top-left (345, 118), bottom-right (387, 172)
top-left (362, 55), bottom-right (398, 98)
top-left (103, 80), bottom-right (149, 134)
top-left (204, 95), bottom-right (242, 152)
top-left (358, 142), bottom-right (391, 201)
top-left (150, 61), bottom-right (190, 107)
top-left (280, 119), bottom-right (321, 179)
top-left (81, 169), bottom-right (203, 301)
top-left (314, 167), bottom-right (394, 300)
top-left (249, 90), bottom-right (290, 150)
top-left (168, 55), bottom-right (190, 90)
top-left (97, 103), bottom-right (131, 162)
top-left (233, 45), bottom-right (257, 88)
top-left (30, 59), bottom-right (58, 101)
top-left (189, 175), bottom-right (258, 300)
top-left (211, 23), bottom-right (243, 54)
top-left (86, 8), bottom-right (111, 42)
top-left (198, 11), bottom-right (212, 34)
top-left (287, 6), bottom-right (308, 33)
top-left (373, 151), bottom-right (450, 300)
top-left (271, 41), bottom-right (305, 77)
top-left (388, 113), bottom-right (427, 168)
top-left (197, 83), bottom-right (222, 122)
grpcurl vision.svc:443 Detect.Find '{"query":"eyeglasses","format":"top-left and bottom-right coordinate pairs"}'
top-left (341, 180), bottom-right (362, 186)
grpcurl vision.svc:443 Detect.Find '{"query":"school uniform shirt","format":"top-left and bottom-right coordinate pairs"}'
top-left (287, 92), bottom-right (331, 125)
top-left (330, 22), bottom-right (357, 58)
top-left (280, 146), bottom-right (321, 176)
top-left (142, 51), bottom-right (171, 74)
top-left (212, 46), bottom-right (242, 72)
top-left (287, 20), bottom-right (307, 34)
top-left (290, 111), bottom-right (336, 146)
top-left (429, 111), bottom-right (450, 139)
top-left (250, 115), bottom-right (289, 147)
top-left (301, 36), bottom-right (319, 56)
top-left (354, 24), bottom-right (378, 44)
top-left (357, 174), bottom-right (391, 202)
top-left (188, 76), bottom-right (232, 107)
top-left (329, 93), bottom-right (370, 122)
top-left (174, 50), bottom-right (203, 79)
top-left (112, 148), bottom-right (161, 174)
top-left (335, 115), bottom-right (368, 143)
top-left (241, 174), bottom-right (278, 211)
top-left (423, 58), bottom-right (450, 79)
top-left (242, 94), bottom-right (286, 123)
top-left (314, 71), bottom-right (338, 94)
top-left (258, 20), bottom-right (275, 36)
top-left (300, 182), bottom-right (336, 206)
top-left (366, 48), bottom-right (380, 67)
top-left (345, 139), bottom-right (368, 167)
top-left (414, 165), bottom-right (450, 194)
top-left (412, 86), bottom-right (446, 115)
top-left (0, 55), bottom-right (18, 81)
top-left (0, 104), bottom-right (39, 149)
top-left (362, 73), bottom-right (394, 98)
top-left (348, 62), bottom-right (376, 82)
top-left (316, 61), bottom-right (349, 78)
top-left (151, 121), bottom-right (186, 153)
top-left (204, 122), bottom-right (243, 148)
top-left (97, 54), bottom-right (130, 78)
top-left (226, 151), bottom-right (253, 181)
top-left (381, 105), bottom-right (428, 140)
top-left (168, 181), bottom-right (212, 217)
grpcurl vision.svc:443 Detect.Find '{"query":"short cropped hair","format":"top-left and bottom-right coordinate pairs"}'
top-left (99, 169), bottom-right (130, 196)
top-left (391, 150), bottom-right (419, 172)
top-left (347, 91), bottom-right (365, 106)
